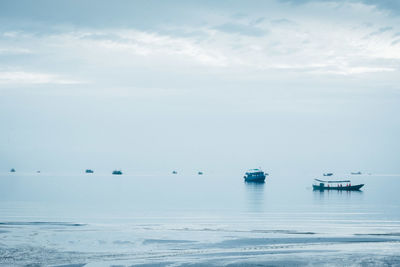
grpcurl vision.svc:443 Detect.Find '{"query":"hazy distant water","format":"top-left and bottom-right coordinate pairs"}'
top-left (1, 172), bottom-right (400, 266)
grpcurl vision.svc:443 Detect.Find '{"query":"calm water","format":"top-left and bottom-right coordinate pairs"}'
top-left (1, 171), bottom-right (400, 266)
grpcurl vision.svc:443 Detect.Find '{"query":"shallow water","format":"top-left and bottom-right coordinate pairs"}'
top-left (1, 171), bottom-right (400, 266)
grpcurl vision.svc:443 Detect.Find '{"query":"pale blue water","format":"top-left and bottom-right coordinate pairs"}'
top-left (1, 171), bottom-right (400, 266)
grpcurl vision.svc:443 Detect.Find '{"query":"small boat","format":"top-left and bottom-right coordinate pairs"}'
top-left (172, 171), bottom-right (177, 174)
top-left (244, 169), bottom-right (268, 182)
top-left (351, 171), bottom-right (362, 175)
top-left (85, 169), bottom-right (94, 174)
top-left (313, 179), bottom-right (364, 191)
top-left (36, 170), bottom-right (41, 173)
top-left (112, 170), bottom-right (123, 175)
top-left (323, 173), bottom-right (333, 176)
top-left (10, 168), bottom-right (15, 173)
top-left (198, 171), bottom-right (203, 175)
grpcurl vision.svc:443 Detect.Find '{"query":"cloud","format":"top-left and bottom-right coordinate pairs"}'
top-left (392, 39), bottom-right (400, 46)
top-left (231, 12), bottom-right (247, 19)
top-left (2, 18), bottom-right (400, 86)
top-left (360, 0), bottom-right (400, 15)
top-left (270, 18), bottom-right (296, 25)
top-left (310, 66), bottom-right (396, 75)
top-left (368, 26), bottom-right (393, 37)
top-left (78, 30), bottom-right (228, 67)
top-left (250, 17), bottom-right (266, 25)
top-left (0, 71), bottom-right (83, 85)
top-left (0, 0), bottom-right (399, 91)
top-left (280, 0), bottom-right (400, 16)
top-left (214, 23), bottom-right (267, 36)
top-left (0, 47), bottom-right (31, 55)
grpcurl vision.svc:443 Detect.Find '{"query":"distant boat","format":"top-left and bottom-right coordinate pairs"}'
top-left (323, 173), bottom-right (333, 176)
top-left (351, 171), bottom-right (362, 175)
top-left (172, 171), bottom-right (177, 174)
top-left (112, 170), bottom-right (123, 175)
top-left (10, 168), bottom-right (15, 173)
top-left (313, 179), bottom-right (364, 191)
top-left (244, 169), bottom-right (268, 182)
top-left (36, 170), bottom-right (41, 173)
top-left (85, 169), bottom-right (94, 174)
top-left (198, 171), bottom-right (203, 175)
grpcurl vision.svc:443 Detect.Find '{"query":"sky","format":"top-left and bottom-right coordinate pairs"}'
top-left (1, 0), bottom-right (399, 174)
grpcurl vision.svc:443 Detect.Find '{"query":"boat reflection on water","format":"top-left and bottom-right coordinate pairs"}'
top-left (313, 187), bottom-right (363, 202)
top-left (314, 188), bottom-right (363, 196)
top-left (244, 180), bottom-right (265, 212)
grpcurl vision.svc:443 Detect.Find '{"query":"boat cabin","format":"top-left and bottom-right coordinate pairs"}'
top-left (245, 169), bottom-right (265, 176)
top-left (314, 179), bottom-right (351, 187)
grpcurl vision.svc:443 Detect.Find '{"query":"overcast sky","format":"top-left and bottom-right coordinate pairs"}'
top-left (1, 0), bottom-right (399, 174)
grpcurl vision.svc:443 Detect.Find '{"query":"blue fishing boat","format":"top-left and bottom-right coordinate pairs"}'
top-left (244, 169), bottom-right (268, 182)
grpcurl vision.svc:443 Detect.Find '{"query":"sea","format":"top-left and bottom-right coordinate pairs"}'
top-left (1, 171), bottom-right (400, 266)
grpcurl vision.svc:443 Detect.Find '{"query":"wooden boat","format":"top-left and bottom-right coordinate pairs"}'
top-left (313, 179), bottom-right (364, 191)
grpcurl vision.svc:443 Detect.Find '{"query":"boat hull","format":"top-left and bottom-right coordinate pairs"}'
top-left (244, 175), bottom-right (266, 182)
top-left (313, 184), bottom-right (364, 191)
top-left (245, 178), bottom-right (265, 182)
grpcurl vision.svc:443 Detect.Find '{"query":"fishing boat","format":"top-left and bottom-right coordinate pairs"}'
top-left (112, 170), bottom-right (123, 175)
top-left (351, 171), bottom-right (362, 175)
top-left (198, 171), bottom-right (203, 175)
top-left (85, 169), bottom-right (94, 174)
top-left (323, 173), bottom-right (333, 176)
top-left (313, 179), bottom-right (364, 191)
top-left (244, 169), bottom-right (268, 182)
top-left (172, 171), bottom-right (177, 174)
top-left (10, 168), bottom-right (15, 173)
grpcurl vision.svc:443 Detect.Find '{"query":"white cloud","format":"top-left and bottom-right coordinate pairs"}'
top-left (1, 0), bottom-right (400, 90)
top-left (310, 66), bottom-right (396, 75)
top-left (0, 47), bottom-right (32, 55)
top-left (49, 29), bottom-right (228, 67)
top-left (53, 21), bottom-right (400, 76)
top-left (0, 71), bottom-right (84, 85)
